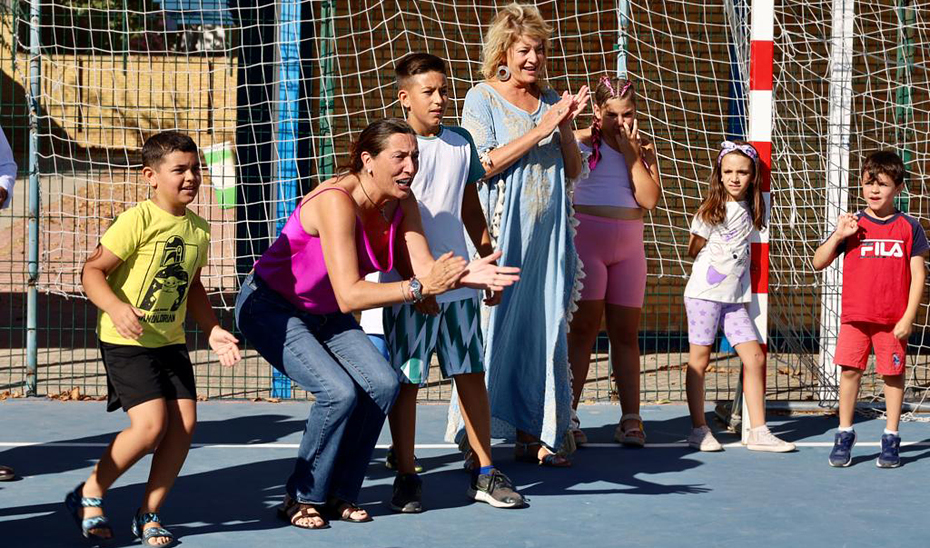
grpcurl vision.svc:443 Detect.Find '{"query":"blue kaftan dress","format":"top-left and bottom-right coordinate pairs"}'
top-left (446, 82), bottom-right (580, 451)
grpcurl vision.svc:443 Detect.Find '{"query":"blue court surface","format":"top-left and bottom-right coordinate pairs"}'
top-left (2, 400), bottom-right (929, 548)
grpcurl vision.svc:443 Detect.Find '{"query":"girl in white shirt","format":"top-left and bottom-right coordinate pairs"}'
top-left (684, 141), bottom-right (794, 453)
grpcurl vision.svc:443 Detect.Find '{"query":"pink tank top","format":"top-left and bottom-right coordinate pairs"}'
top-left (253, 186), bottom-right (403, 314)
top-left (574, 141), bottom-right (639, 208)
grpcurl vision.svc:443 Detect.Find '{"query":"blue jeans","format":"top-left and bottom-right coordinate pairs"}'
top-left (235, 273), bottom-right (400, 504)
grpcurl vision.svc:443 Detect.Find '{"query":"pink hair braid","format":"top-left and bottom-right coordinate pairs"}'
top-left (589, 117), bottom-right (603, 170)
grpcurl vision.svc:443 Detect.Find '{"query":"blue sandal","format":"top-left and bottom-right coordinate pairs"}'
top-left (64, 482), bottom-right (113, 541)
top-left (131, 510), bottom-right (177, 547)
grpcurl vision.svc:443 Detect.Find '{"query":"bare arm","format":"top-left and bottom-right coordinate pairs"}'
top-left (479, 93), bottom-right (575, 179)
top-left (461, 184), bottom-right (494, 259)
top-left (310, 190), bottom-right (465, 313)
top-left (812, 232), bottom-right (845, 271)
top-left (893, 254), bottom-right (927, 340)
top-left (397, 193), bottom-right (442, 277)
top-left (813, 213), bottom-right (859, 271)
top-left (560, 123), bottom-right (583, 181)
top-left (81, 245), bottom-right (144, 339)
top-left (558, 87), bottom-right (589, 181)
top-left (187, 268), bottom-right (241, 366)
top-left (620, 120), bottom-right (661, 210)
top-left (480, 124), bottom-right (556, 180)
top-left (186, 268), bottom-right (219, 334)
top-left (687, 233), bottom-right (706, 259)
top-left (631, 142), bottom-right (661, 210)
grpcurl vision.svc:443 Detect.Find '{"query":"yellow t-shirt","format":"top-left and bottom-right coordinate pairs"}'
top-left (97, 200), bottom-right (211, 347)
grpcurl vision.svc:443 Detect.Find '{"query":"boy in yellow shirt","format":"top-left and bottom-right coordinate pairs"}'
top-left (65, 131), bottom-right (241, 547)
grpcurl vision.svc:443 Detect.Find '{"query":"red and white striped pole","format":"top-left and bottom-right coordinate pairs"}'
top-left (745, 0), bottom-right (774, 442)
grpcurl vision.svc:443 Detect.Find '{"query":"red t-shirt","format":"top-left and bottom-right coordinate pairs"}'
top-left (838, 211), bottom-right (929, 324)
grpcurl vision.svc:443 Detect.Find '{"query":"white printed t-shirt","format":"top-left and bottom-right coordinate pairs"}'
top-left (358, 272), bottom-right (384, 335)
top-left (684, 201), bottom-right (753, 304)
top-left (381, 125), bottom-right (485, 304)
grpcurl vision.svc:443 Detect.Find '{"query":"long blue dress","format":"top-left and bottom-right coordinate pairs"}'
top-left (446, 82), bottom-right (579, 451)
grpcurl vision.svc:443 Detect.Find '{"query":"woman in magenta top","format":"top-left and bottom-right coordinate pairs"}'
top-left (235, 119), bottom-right (517, 529)
top-left (567, 77), bottom-right (661, 447)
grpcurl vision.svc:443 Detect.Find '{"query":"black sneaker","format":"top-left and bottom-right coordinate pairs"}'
top-left (390, 473), bottom-right (423, 513)
top-left (466, 469), bottom-right (525, 509)
top-left (876, 433), bottom-right (902, 468)
top-left (385, 446), bottom-right (424, 473)
top-left (828, 430), bottom-right (856, 467)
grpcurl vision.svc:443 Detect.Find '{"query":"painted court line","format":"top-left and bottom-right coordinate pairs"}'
top-left (1, 441), bottom-right (928, 449)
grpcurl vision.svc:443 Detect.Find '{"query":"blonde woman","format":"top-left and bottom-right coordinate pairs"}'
top-left (448, 3), bottom-right (589, 467)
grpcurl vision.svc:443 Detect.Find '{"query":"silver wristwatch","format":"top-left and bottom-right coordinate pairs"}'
top-left (409, 277), bottom-right (424, 303)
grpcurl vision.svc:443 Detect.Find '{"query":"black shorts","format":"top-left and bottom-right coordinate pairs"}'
top-left (99, 342), bottom-right (197, 412)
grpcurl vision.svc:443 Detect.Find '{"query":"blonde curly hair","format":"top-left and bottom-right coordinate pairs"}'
top-left (480, 3), bottom-right (553, 84)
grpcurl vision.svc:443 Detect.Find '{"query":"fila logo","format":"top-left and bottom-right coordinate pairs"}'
top-left (860, 239), bottom-right (904, 258)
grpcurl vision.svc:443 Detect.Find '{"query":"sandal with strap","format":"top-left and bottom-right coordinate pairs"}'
top-left (131, 509), bottom-right (178, 547)
top-left (570, 408), bottom-right (588, 446)
top-left (64, 483), bottom-right (113, 541)
top-left (0, 465), bottom-right (14, 481)
top-left (514, 441), bottom-right (571, 467)
top-left (614, 413), bottom-right (646, 447)
top-left (325, 498), bottom-right (373, 523)
top-left (277, 495), bottom-right (329, 530)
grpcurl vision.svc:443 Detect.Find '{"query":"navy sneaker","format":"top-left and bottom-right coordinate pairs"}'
top-left (828, 430), bottom-right (856, 467)
top-left (390, 473), bottom-right (423, 513)
top-left (876, 433), bottom-right (902, 468)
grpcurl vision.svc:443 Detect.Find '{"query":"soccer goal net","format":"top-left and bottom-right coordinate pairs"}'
top-left (2, 0), bottom-right (927, 411)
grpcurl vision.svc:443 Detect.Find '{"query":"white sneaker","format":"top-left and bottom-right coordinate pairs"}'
top-left (746, 426), bottom-right (796, 453)
top-left (688, 425), bottom-right (723, 452)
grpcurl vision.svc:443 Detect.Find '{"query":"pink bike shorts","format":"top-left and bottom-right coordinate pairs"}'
top-left (573, 213), bottom-right (646, 308)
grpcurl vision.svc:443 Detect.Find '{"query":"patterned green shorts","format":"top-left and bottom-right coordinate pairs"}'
top-left (383, 296), bottom-right (485, 385)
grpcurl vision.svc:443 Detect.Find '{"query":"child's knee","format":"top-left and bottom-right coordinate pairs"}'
top-left (687, 354), bottom-right (710, 373)
top-left (744, 351), bottom-right (766, 371)
top-left (882, 373), bottom-right (905, 388)
top-left (841, 366), bottom-right (864, 380)
top-left (133, 416), bottom-right (169, 450)
top-left (569, 314), bottom-right (601, 340)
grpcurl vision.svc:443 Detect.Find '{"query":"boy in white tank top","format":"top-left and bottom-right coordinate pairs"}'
top-left (383, 53), bottom-right (525, 512)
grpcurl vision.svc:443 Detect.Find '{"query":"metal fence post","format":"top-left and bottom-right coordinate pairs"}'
top-left (26, 0), bottom-right (41, 396)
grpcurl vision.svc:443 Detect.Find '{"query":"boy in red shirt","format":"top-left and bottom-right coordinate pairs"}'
top-left (813, 151), bottom-right (928, 468)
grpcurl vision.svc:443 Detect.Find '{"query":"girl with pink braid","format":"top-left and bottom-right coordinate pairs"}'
top-left (567, 76), bottom-right (660, 447)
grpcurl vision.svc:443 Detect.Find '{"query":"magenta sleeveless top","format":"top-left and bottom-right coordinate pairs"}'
top-left (574, 141), bottom-right (640, 208)
top-left (253, 186), bottom-right (403, 314)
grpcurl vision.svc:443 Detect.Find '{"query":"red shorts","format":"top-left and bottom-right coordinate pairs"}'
top-left (834, 322), bottom-right (906, 376)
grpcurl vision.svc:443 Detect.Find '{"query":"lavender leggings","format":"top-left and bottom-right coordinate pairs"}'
top-left (684, 297), bottom-right (758, 347)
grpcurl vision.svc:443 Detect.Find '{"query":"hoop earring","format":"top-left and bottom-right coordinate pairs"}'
top-left (496, 65), bottom-right (511, 82)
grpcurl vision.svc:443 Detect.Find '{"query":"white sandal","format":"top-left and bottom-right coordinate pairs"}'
top-left (614, 413), bottom-right (646, 447)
